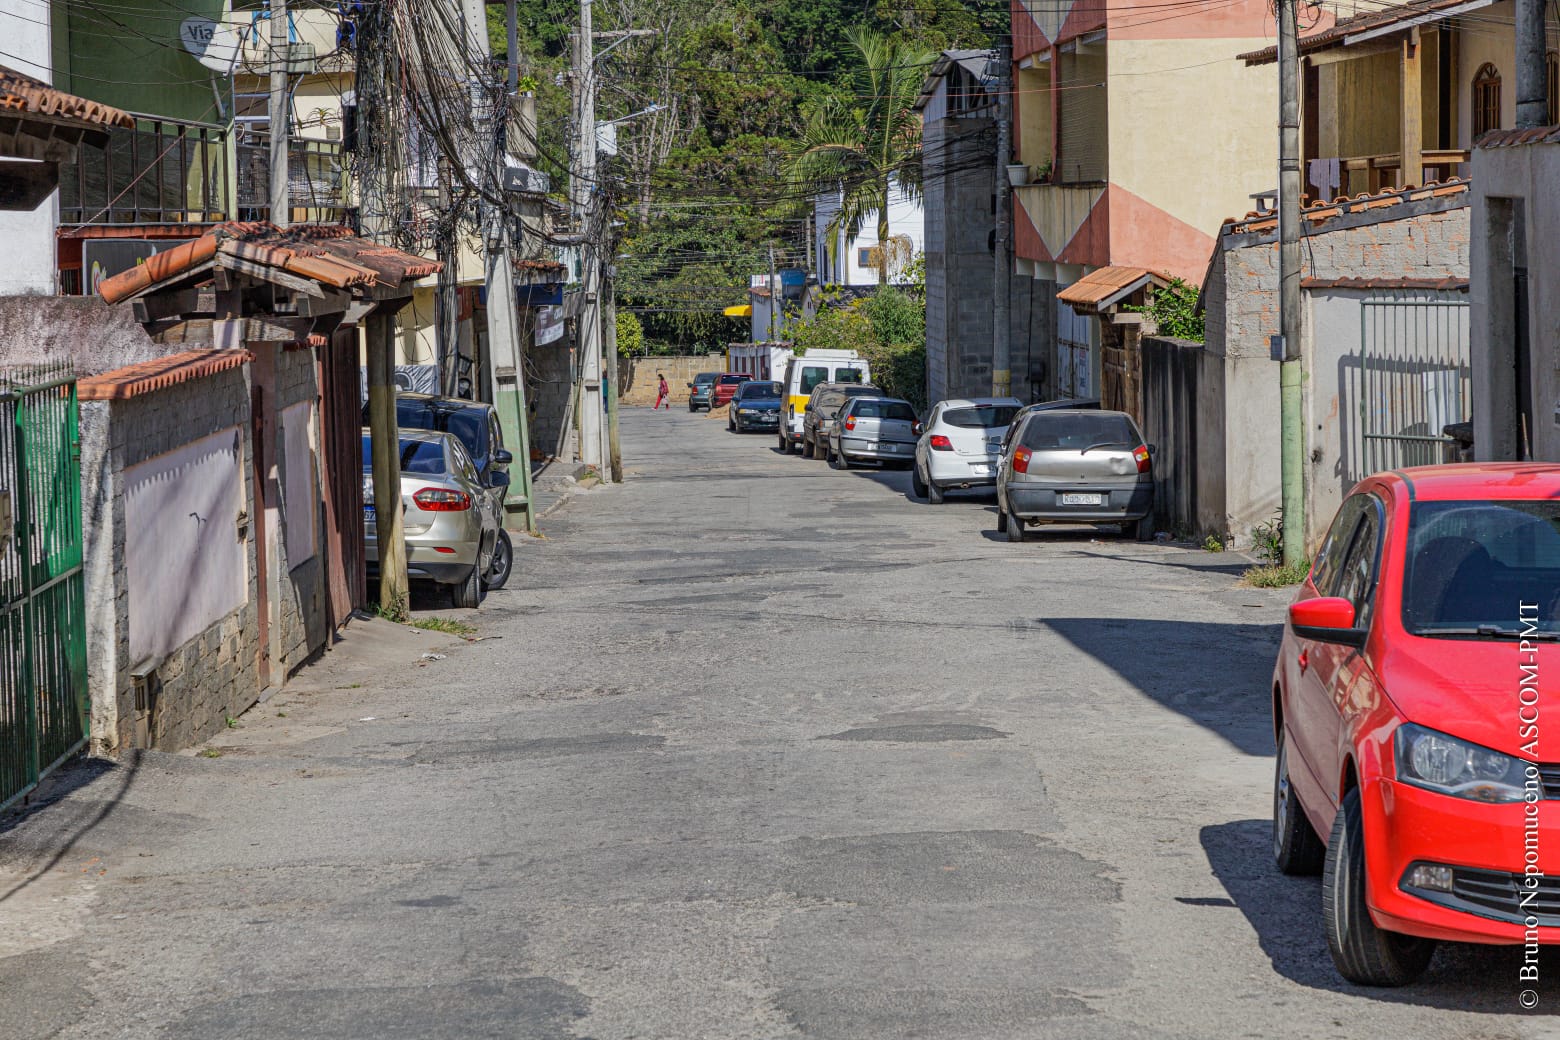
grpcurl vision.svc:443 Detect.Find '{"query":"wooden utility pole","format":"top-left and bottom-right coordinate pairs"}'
top-left (1277, 0), bottom-right (1305, 566)
top-left (992, 35), bottom-right (1013, 399)
top-left (366, 309), bottom-right (409, 616)
top-left (268, 0), bottom-right (289, 226)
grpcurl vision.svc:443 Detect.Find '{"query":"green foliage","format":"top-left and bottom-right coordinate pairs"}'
top-left (1250, 511), bottom-right (1284, 566)
top-left (1202, 534), bottom-right (1225, 553)
top-left (1244, 560), bottom-right (1312, 588)
top-left (1139, 278), bottom-right (1205, 342)
top-left (616, 311), bottom-right (646, 357)
top-left (791, 288), bottom-right (927, 410)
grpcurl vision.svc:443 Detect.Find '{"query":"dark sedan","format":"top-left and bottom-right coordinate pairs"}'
top-left (728, 381), bottom-right (782, 433)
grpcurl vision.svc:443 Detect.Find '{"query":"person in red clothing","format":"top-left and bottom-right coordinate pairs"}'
top-left (654, 372), bottom-right (670, 410)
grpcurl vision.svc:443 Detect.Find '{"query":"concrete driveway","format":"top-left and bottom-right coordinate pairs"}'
top-left (2, 406), bottom-right (1556, 1039)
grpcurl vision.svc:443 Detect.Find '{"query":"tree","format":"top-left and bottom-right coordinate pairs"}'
top-left (787, 27), bottom-right (932, 285)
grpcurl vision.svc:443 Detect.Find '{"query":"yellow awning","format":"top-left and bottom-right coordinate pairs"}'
top-left (723, 304), bottom-right (752, 317)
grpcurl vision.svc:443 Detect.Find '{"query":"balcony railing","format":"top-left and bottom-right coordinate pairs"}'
top-left (236, 134), bottom-right (353, 224)
top-left (1327, 149), bottom-right (1470, 198)
top-left (59, 117), bottom-right (228, 226)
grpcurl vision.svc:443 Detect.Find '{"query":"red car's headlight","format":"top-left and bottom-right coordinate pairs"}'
top-left (1394, 722), bottom-right (1530, 803)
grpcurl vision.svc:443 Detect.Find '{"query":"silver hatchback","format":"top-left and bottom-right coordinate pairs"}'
top-left (912, 397), bottom-right (1023, 503)
top-left (363, 429), bottom-right (504, 607)
top-left (826, 396), bottom-right (919, 468)
top-left (995, 409), bottom-right (1155, 541)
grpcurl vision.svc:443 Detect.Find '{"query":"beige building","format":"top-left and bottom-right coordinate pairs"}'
top-left (1010, 0), bottom-right (1281, 408)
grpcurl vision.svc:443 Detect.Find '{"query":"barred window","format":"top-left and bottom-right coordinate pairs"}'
top-left (1473, 63), bottom-right (1502, 137)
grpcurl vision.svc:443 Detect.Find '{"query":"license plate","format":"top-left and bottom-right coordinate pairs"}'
top-left (969, 464), bottom-right (991, 476)
top-left (882, 443), bottom-right (900, 452)
top-left (364, 504), bottom-right (376, 517)
top-left (1062, 493), bottom-right (1104, 506)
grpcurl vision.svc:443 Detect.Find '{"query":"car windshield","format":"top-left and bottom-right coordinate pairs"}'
top-left (944, 405), bottom-right (1019, 429)
top-left (1019, 412), bottom-right (1138, 451)
top-left (852, 400), bottom-right (916, 421)
top-left (1402, 500), bottom-right (1560, 637)
top-left (740, 383), bottom-right (781, 400)
top-left (361, 436), bottom-right (448, 475)
top-left (396, 404), bottom-right (487, 462)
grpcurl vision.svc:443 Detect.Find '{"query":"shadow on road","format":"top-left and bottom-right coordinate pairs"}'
top-left (1201, 819), bottom-right (1560, 1009)
top-left (1041, 617), bottom-right (1280, 756)
top-left (0, 754), bottom-right (137, 906)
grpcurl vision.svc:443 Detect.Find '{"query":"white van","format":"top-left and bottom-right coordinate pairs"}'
top-left (778, 350), bottom-right (872, 454)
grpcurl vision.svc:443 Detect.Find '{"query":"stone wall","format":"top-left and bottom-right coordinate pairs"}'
top-left (82, 366), bottom-right (260, 753)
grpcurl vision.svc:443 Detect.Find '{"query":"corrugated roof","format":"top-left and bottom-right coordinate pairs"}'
top-left (97, 222), bottom-right (443, 305)
top-left (1056, 267), bottom-right (1169, 312)
top-left (78, 349), bottom-right (249, 401)
top-left (0, 65), bottom-right (134, 131)
top-left (1239, 0), bottom-right (1491, 65)
top-left (1221, 178), bottom-right (1469, 236)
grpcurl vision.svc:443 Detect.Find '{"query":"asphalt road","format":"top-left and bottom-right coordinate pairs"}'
top-left (4, 406), bottom-right (1559, 1039)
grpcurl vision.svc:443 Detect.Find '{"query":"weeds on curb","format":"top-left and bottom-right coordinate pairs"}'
top-left (409, 617), bottom-right (477, 637)
top-left (1243, 560), bottom-right (1311, 588)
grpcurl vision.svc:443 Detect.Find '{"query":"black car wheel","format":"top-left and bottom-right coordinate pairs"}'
top-left (995, 504), bottom-right (1008, 533)
top-left (1323, 788), bottom-right (1435, 986)
top-left (925, 474), bottom-right (944, 504)
top-left (451, 564), bottom-right (482, 608)
top-left (911, 463), bottom-right (928, 499)
top-left (1273, 729), bottom-right (1324, 875)
top-left (1005, 507), bottom-right (1025, 542)
top-left (485, 529), bottom-right (513, 591)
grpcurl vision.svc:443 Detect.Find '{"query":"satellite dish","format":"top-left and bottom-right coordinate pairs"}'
top-left (180, 16), bottom-right (247, 74)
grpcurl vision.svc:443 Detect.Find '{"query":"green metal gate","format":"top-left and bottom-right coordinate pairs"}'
top-left (0, 364), bottom-right (88, 813)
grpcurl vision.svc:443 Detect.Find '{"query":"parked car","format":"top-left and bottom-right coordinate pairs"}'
top-left (996, 397), bottom-right (1102, 461)
top-left (687, 371), bottom-right (719, 412)
top-left (383, 393), bottom-right (514, 589)
top-left (994, 408), bottom-right (1154, 541)
top-left (362, 430), bottom-right (504, 607)
top-left (728, 380), bottom-right (783, 433)
top-left (1272, 464), bottom-right (1560, 987)
top-left (912, 397), bottom-right (1023, 503)
top-left (825, 396), bottom-right (919, 468)
top-left (778, 350), bottom-right (872, 454)
top-left (801, 382), bottom-right (882, 460)
top-left (710, 372), bottom-right (752, 409)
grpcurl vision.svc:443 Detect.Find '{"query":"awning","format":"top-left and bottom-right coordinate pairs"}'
top-left (1056, 267), bottom-right (1170, 315)
top-left (723, 304), bottom-right (753, 317)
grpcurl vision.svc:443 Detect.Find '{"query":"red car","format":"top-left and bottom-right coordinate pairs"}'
top-left (1273, 464), bottom-right (1560, 986)
top-left (710, 372), bottom-right (751, 409)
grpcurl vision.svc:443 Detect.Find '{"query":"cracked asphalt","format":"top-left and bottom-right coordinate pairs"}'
top-left (3, 406), bottom-right (1559, 1039)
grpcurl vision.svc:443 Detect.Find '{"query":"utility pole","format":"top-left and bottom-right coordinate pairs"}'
top-left (992, 35), bottom-right (1013, 399)
top-left (485, 212), bottom-right (538, 532)
top-left (1277, 0), bottom-right (1305, 567)
top-left (268, 0), bottom-right (289, 227)
top-left (1515, 0), bottom-right (1547, 127)
top-left (572, 6), bottom-right (603, 475)
top-left (435, 157), bottom-right (459, 395)
top-left (767, 244), bottom-right (777, 341)
top-left (604, 256), bottom-right (623, 482)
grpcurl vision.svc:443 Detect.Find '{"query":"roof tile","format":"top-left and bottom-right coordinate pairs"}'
top-left (1223, 178), bottom-right (1469, 236)
top-left (0, 65), bottom-right (134, 131)
top-left (78, 349), bottom-right (249, 401)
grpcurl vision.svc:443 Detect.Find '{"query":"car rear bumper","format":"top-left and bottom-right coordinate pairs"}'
top-left (1005, 481), bottom-right (1153, 522)
top-left (840, 435), bottom-right (915, 460)
top-left (736, 411), bottom-right (779, 429)
top-left (1362, 778), bottom-right (1560, 944)
top-left (928, 453), bottom-right (998, 487)
top-left (366, 532), bottom-right (480, 585)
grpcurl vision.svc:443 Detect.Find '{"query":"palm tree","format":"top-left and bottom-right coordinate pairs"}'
top-left (788, 27), bottom-right (932, 285)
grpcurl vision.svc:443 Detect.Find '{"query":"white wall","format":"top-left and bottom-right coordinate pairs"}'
top-left (815, 182), bottom-right (925, 286)
top-left (0, 0), bottom-right (59, 295)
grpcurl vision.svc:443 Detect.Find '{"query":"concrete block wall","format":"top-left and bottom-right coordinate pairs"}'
top-left (619, 356), bottom-right (723, 407)
top-left (524, 337), bottom-right (574, 456)
top-left (82, 367), bottom-right (260, 753)
top-left (1206, 199), bottom-right (1470, 548)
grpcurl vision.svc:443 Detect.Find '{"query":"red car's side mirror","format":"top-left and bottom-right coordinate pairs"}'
top-left (1289, 596), bottom-right (1367, 648)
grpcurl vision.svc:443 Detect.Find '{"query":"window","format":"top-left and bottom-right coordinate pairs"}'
top-left (852, 400), bottom-right (917, 421)
top-left (1310, 495), bottom-right (1370, 596)
top-left (1473, 63), bottom-right (1502, 137)
top-left (857, 247), bottom-right (874, 268)
top-left (1019, 412), bottom-right (1138, 452)
top-left (944, 405), bottom-right (1020, 429)
top-left (833, 368), bottom-right (865, 384)
top-left (1332, 504), bottom-right (1383, 627)
top-left (800, 366), bottom-right (830, 394)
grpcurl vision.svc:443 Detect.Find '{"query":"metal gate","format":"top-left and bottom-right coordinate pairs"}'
top-left (1353, 294), bottom-right (1470, 481)
top-left (0, 365), bottom-right (88, 812)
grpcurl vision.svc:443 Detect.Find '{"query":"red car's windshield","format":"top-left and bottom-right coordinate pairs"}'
top-left (1402, 499), bottom-right (1560, 638)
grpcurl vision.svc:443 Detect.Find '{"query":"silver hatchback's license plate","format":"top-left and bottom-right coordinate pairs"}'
top-left (1062, 493), bottom-right (1104, 506)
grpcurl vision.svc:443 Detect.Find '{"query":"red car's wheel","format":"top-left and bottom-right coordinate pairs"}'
top-left (1322, 788), bottom-right (1435, 986)
top-left (1273, 729), bottom-right (1325, 875)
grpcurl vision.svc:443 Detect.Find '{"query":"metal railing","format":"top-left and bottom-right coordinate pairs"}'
top-left (0, 365), bottom-right (87, 812)
top-left (237, 133), bottom-right (353, 224)
top-left (59, 117), bottom-right (229, 226)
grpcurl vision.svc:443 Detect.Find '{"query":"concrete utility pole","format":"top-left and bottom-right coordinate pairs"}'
top-left (1277, 0), bottom-right (1305, 567)
top-left (1515, 0), bottom-right (1548, 127)
top-left (268, 0), bottom-right (289, 226)
top-left (485, 214), bottom-right (539, 532)
top-left (366, 311), bottom-right (409, 616)
top-left (767, 244), bottom-right (777, 341)
top-left (572, 7), bottom-right (603, 475)
top-left (992, 36), bottom-right (1013, 399)
top-left (604, 257), bottom-right (623, 482)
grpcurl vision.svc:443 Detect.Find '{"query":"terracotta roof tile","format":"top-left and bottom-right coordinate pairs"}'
top-left (0, 65), bottom-right (134, 131)
top-left (1223, 178), bottom-right (1469, 236)
top-left (1240, 0), bottom-right (1485, 65)
top-left (1056, 266), bottom-right (1170, 312)
top-left (1301, 276), bottom-right (1469, 291)
top-left (1475, 126), bottom-right (1560, 148)
top-left (98, 222), bottom-right (442, 305)
top-left (78, 349), bottom-right (249, 401)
